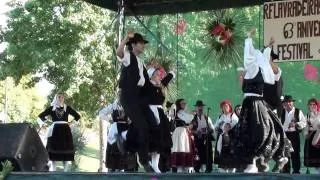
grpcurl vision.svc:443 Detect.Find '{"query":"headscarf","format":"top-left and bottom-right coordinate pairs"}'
top-left (220, 100), bottom-right (233, 113)
top-left (51, 93), bottom-right (67, 112)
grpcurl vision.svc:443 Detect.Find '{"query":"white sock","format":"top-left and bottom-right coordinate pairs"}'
top-left (187, 167), bottom-right (195, 173)
top-left (177, 166), bottom-right (183, 173)
top-left (151, 152), bottom-right (161, 173)
top-left (63, 161), bottom-right (71, 172)
top-left (200, 165), bottom-right (206, 173)
top-left (244, 157), bottom-right (258, 173)
top-left (231, 168), bottom-right (236, 173)
top-left (244, 164), bottom-right (258, 173)
top-left (49, 161), bottom-right (57, 171)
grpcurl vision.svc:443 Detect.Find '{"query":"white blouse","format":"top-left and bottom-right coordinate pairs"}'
top-left (304, 111), bottom-right (320, 135)
top-left (215, 113), bottom-right (239, 131)
top-left (177, 110), bottom-right (194, 124)
top-left (243, 38), bottom-right (275, 85)
top-left (194, 114), bottom-right (215, 132)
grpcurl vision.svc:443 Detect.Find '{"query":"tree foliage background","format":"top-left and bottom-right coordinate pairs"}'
top-left (0, 0), bottom-right (319, 124)
top-left (0, 0), bottom-right (118, 125)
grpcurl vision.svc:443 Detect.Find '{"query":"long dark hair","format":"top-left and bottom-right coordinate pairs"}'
top-left (175, 98), bottom-right (185, 113)
top-left (127, 43), bottom-right (133, 52)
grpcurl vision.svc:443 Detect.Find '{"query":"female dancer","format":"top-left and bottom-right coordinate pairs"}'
top-left (38, 92), bottom-right (80, 172)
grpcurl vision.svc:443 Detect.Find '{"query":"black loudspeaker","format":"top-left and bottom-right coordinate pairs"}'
top-left (0, 123), bottom-right (49, 171)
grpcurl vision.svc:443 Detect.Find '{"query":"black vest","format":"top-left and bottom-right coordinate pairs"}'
top-left (242, 69), bottom-right (264, 95)
top-left (119, 51), bottom-right (140, 94)
top-left (112, 109), bottom-right (127, 123)
top-left (141, 72), bottom-right (174, 105)
top-left (281, 108), bottom-right (302, 132)
top-left (281, 108), bottom-right (300, 124)
top-left (263, 77), bottom-right (283, 110)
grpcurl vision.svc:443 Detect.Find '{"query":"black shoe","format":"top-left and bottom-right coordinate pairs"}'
top-left (142, 163), bottom-right (155, 173)
top-left (272, 167), bottom-right (279, 173)
top-left (256, 158), bottom-right (269, 172)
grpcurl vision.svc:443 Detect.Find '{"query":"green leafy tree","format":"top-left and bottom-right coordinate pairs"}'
top-left (0, 76), bottom-right (47, 123)
top-left (0, 0), bottom-right (118, 124)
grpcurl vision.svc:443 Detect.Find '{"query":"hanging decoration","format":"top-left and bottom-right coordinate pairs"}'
top-left (174, 19), bottom-right (187, 35)
top-left (204, 10), bottom-right (249, 66)
top-left (304, 64), bottom-right (318, 81)
top-left (208, 18), bottom-right (234, 47)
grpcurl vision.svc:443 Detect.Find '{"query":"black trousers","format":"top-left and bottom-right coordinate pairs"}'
top-left (120, 91), bottom-right (149, 165)
top-left (194, 136), bottom-right (213, 173)
top-left (159, 151), bottom-right (171, 173)
top-left (282, 131), bottom-right (301, 174)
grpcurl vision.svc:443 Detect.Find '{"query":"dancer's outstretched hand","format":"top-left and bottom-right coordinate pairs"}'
top-left (269, 37), bottom-right (275, 45)
top-left (125, 31), bottom-right (135, 42)
top-left (247, 28), bottom-right (257, 37)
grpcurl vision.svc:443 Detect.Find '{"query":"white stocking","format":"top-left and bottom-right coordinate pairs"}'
top-left (177, 166), bottom-right (183, 173)
top-left (244, 157), bottom-right (258, 173)
top-left (63, 161), bottom-right (71, 172)
top-left (187, 167), bottom-right (195, 173)
top-left (49, 161), bottom-right (57, 172)
top-left (151, 152), bottom-right (161, 173)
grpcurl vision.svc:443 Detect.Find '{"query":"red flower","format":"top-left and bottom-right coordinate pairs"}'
top-left (211, 24), bottom-right (225, 36)
top-left (174, 19), bottom-right (187, 35)
top-left (219, 30), bottom-right (232, 45)
top-left (158, 67), bottom-right (167, 79)
top-left (304, 64), bottom-right (318, 81)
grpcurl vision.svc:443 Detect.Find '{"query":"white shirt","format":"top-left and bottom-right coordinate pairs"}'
top-left (99, 101), bottom-right (122, 122)
top-left (243, 38), bottom-right (275, 85)
top-left (304, 111), bottom-right (320, 136)
top-left (177, 110), bottom-right (194, 124)
top-left (214, 113), bottom-right (239, 131)
top-left (118, 50), bottom-right (145, 86)
top-left (283, 107), bottom-right (306, 132)
top-left (194, 114), bottom-right (214, 132)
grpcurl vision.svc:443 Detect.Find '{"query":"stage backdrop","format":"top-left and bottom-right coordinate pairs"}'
top-left (264, 0), bottom-right (320, 62)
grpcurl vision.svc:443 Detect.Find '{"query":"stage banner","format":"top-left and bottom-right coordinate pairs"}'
top-left (264, 0), bottom-right (320, 62)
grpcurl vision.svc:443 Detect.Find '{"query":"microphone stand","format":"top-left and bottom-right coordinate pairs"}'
top-left (205, 107), bottom-right (211, 172)
top-left (306, 113), bottom-right (311, 174)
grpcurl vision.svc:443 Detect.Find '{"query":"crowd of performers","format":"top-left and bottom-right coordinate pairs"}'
top-left (36, 29), bottom-right (320, 174)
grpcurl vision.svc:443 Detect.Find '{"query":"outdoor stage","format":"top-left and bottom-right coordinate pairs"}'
top-left (6, 172), bottom-right (320, 180)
